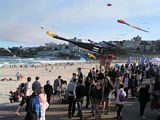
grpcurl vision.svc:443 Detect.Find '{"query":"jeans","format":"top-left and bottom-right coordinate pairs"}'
top-left (77, 98), bottom-right (83, 120)
top-left (68, 96), bottom-right (76, 117)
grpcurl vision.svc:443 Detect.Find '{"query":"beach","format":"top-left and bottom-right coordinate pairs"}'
top-left (0, 62), bottom-right (98, 104)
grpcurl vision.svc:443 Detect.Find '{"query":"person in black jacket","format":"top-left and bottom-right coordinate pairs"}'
top-left (44, 80), bottom-right (53, 105)
top-left (138, 84), bottom-right (150, 119)
top-left (76, 79), bottom-right (86, 120)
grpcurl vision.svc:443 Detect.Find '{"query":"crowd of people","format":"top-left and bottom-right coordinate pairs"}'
top-left (12, 62), bottom-right (160, 120)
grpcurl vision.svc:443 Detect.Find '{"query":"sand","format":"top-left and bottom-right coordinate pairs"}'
top-left (0, 62), bottom-right (99, 104)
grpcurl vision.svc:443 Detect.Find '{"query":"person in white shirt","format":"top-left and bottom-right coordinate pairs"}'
top-left (115, 84), bottom-right (126, 119)
top-left (123, 73), bottom-right (130, 98)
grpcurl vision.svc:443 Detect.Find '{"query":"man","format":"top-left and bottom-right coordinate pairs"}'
top-left (77, 68), bottom-right (83, 80)
top-left (76, 79), bottom-right (86, 120)
top-left (32, 76), bottom-right (41, 94)
top-left (70, 73), bottom-right (77, 82)
top-left (67, 78), bottom-right (77, 118)
top-left (138, 84), bottom-right (150, 119)
top-left (53, 76), bottom-right (62, 96)
top-left (44, 80), bottom-right (53, 105)
top-left (15, 77), bottom-right (32, 116)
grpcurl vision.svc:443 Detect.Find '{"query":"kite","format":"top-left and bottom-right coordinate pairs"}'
top-left (107, 3), bottom-right (112, 6)
top-left (40, 27), bottom-right (44, 29)
top-left (88, 53), bottom-right (96, 59)
top-left (117, 19), bottom-right (149, 32)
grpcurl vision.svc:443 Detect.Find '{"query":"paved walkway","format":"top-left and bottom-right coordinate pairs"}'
top-left (0, 95), bottom-right (159, 120)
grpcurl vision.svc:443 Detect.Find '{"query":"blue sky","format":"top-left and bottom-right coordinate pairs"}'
top-left (0, 0), bottom-right (160, 48)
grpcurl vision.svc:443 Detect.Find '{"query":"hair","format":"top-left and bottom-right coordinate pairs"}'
top-left (119, 84), bottom-right (124, 88)
top-left (145, 84), bottom-right (150, 89)
top-left (38, 87), bottom-right (44, 94)
top-left (35, 76), bottom-right (39, 80)
top-left (73, 73), bottom-right (76, 76)
top-left (27, 77), bottom-right (31, 82)
top-left (78, 79), bottom-right (83, 84)
top-left (78, 67), bottom-right (81, 71)
top-left (58, 75), bottom-right (61, 79)
top-left (73, 78), bottom-right (77, 82)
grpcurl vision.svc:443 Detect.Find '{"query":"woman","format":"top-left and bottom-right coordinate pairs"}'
top-left (93, 80), bottom-right (102, 120)
top-left (39, 88), bottom-right (49, 120)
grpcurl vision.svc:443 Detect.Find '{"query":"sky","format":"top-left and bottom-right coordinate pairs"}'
top-left (0, 0), bottom-right (160, 48)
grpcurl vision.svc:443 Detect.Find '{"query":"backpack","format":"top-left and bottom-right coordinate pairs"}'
top-left (119, 90), bottom-right (126, 102)
top-left (19, 83), bottom-right (27, 94)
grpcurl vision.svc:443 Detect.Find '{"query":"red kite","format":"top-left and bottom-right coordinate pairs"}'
top-left (117, 19), bottom-right (149, 32)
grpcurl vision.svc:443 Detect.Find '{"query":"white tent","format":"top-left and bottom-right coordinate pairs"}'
top-left (149, 57), bottom-right (160, 63)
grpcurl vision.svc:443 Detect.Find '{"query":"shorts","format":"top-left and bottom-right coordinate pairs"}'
top-left (19, 97), bottom-right (26, 106)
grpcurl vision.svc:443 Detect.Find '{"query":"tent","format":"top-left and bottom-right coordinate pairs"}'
top-left (149, 57), bottom-right (160, 63)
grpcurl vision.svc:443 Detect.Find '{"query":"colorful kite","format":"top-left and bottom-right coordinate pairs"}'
top-left (117, 19), bottom-right (149, 32)
top-left (88, 53), bottom-right (96, 59)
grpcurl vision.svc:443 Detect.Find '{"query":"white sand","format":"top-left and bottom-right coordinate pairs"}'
top-left (0, 62), bottom-right (98, 104)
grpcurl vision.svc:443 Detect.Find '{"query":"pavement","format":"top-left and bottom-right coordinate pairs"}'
top-left (0, 79), bottom-right (159, 120)
top-left (0, 94), bottom-right (159, 120)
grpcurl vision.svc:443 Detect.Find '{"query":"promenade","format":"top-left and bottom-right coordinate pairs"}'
top-left (0, 95), bottom-right (159, 120)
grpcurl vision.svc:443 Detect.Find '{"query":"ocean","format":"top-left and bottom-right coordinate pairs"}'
top-left (0, 56), bottom-right (87, 67)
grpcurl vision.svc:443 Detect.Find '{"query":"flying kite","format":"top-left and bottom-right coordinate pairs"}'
top-left (117, 19), bottom-right (149, 32)
top-left (46, 31), bottom-right (123, 54)
top-left (40, 27), bottom-right (44, 29)
top-left (88, 53), bottom-right (96, 59)
top-left (107, 3), bottom-right (112, 6)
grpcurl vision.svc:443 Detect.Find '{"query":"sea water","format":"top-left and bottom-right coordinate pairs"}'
top-left (0, 56), bottom-right (87, 67)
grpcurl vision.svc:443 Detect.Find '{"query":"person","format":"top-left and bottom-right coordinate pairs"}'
top-left (130, 74), bottom-right (138, 98)
top-left (70, 73), bottom-right (77, 82)
top-left (53, 76), bottom-right (62, 96)
top-left (76, 79), bottom-right (86, 120)
top-left (92, 80), bottom-right (102, 120)
top-left (85, 76), bottom-right (91, 109)
top-left (89, 78), bottom-right (96, 116)
top-left (15, 77), bottom-right (32, 116)
top-left (102, 76), bottom-right (114, 114)
top-left (16, 72), bottom-right (20, 81)
top-left (123, 73), bottom-right (130, 98)
top-left (67, 78), bottom-right (77, 118)
top-left (114, 78), bottom-right (122, 99)
top-left (24, 92), bottom-right (41, 120)
top-left (9, 91), bottom-right (16, 103)
top-left (39, 87), bottom-right (49, 120)
top-left (115, 84), bottom-right (126, 119)
top-left (32, 76), bottom-right (41, 94)
top-left (61, 80), bottom-right (67, 94)
top-left (44, 80), bottom-right (53, 105)
top-left (77, 67), bottom-right (83, 80)
top-left (138, 84), bottom-right (150, 119)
